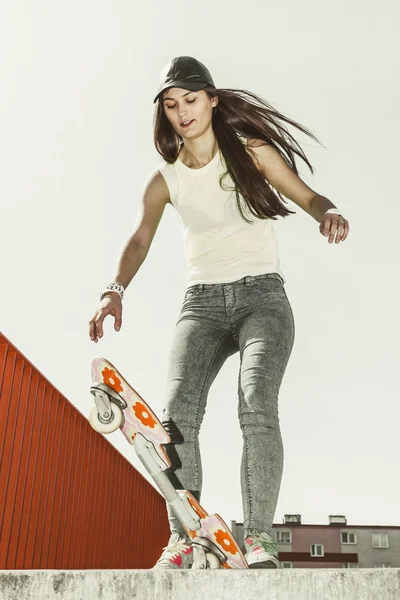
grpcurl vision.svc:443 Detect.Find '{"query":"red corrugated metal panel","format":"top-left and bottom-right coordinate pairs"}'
top-left (0, 332), bottom-right (171, 569)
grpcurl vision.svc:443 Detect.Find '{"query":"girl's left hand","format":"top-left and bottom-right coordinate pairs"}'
top-left (319, 213), bottom-right (349, 243)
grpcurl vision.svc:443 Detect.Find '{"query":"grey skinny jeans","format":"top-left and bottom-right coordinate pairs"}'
top-left (161, 272), bottom-right (295, 545)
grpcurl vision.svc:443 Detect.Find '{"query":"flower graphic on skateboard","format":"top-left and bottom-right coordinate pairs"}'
top-left (184, 491), bottom-right (247, 569)
top-left (89, 356), bottom-right (248, 569)
top-left (90, 357), bottom-right (171, 467)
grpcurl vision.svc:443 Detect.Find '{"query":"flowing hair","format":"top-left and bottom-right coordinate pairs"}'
top-left (153, 87), bottom-right (324, 223)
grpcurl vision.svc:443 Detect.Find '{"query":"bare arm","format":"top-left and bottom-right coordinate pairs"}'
top-left (107, 167), bottom-right (170, 291)
top-left (89, 168), bottom-right (170, 341)
top-left (246, 139), bottom-right (336, 220)
top-left (246, 139), bottom-right (348, 242)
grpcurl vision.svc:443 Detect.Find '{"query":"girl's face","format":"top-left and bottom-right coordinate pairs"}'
top-left (162, 88), bottom-right (218, 139)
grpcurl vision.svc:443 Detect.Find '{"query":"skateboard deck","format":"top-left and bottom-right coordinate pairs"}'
top-left (90, 356), bottom-right (248, 569)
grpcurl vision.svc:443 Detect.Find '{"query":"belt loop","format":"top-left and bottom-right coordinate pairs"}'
top-left (244, 276), bottom-right (250, 285)
top-left (199, 284), bottom-right (204, 292)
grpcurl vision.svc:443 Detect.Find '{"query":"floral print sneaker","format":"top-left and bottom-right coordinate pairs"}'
top-left (244, 532), bottom-right (281, 568)
top-left (153, 533), bottom-right (194, 569)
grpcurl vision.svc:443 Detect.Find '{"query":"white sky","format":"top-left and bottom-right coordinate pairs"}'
top-left (1, 1), bottom-right (399, 530)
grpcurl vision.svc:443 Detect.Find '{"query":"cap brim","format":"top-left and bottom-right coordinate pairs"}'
top-left (153, 81), bottom-right (208, 104)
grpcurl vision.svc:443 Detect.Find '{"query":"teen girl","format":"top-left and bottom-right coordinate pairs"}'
top-left (89, 56), bottom-right (349, 569)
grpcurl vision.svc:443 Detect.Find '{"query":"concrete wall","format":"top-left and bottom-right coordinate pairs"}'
top-left (1, 569), bottom-right (400, 600)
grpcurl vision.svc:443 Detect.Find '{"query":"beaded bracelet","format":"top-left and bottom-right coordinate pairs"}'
top-left (100, 282), bottom-right (125, 302)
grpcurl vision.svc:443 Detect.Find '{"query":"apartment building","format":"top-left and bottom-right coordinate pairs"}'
top-left (231, 514), bottom-right (400, 568)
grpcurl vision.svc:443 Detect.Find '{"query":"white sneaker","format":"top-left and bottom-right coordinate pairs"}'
top-left (244, 532), bottom-right (281, 568)
top-left (153, 533), bottom-right (194, 569)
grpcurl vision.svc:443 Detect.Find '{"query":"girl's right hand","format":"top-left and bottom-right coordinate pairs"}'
top-left (89, 293), bottom-right (123, 342)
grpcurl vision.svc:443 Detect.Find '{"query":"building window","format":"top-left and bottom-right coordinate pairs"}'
top-left (310, 544), bottom-right (324, 557)
top-left (343, 563), bottom-right (359, 568)
top-left (276, 531), bottom-right (291, 544)
top-left (372, 533), bottom-right (389, 548)
top-left (282, 562), bottom-right (293, 568)
top-left (374, 563), bottom-right (391, 568)
top-left (341, 531), bottom-right (357, 544)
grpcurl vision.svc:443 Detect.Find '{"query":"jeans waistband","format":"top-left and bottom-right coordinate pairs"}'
top-left (192, 272), bottom-right (284, 293)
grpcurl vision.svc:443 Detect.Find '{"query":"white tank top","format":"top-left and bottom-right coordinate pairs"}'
top-left (157, 139), bottom-right (286, 287)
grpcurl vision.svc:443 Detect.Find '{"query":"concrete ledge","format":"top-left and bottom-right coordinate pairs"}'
top-left (0, 569), bottom-right (399, 600)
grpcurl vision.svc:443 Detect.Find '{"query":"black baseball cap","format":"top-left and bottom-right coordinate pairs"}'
top-left (153, 56), bottom-right (216, 104)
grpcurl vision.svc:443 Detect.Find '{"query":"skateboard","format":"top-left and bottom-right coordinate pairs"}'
top-left (89, 356), bottom-right (248, 569)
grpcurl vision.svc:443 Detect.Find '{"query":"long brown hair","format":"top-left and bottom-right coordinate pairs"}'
top-left (153, 87), bottom-right (324, 223)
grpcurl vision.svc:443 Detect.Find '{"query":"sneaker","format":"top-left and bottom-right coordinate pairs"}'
top-left (243, 532), bottom-right (281, 568)
top-left (153, 533), bottom-right (194, 569)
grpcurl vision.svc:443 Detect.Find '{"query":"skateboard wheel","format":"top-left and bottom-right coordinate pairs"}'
top-left (205, 553), bottom-right (220, 569)
top-left (88, 404), bottom-right (123, 433)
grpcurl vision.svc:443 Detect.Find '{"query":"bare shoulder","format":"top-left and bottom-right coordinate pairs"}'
top-left (246, 137), bottom-right (274, 146)
top-left (143, 166), bottom-right (172, 206)
top-left (246, 137), bottom-right (276, 154)
top-left (245, 138), bottom-right (286, 176)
